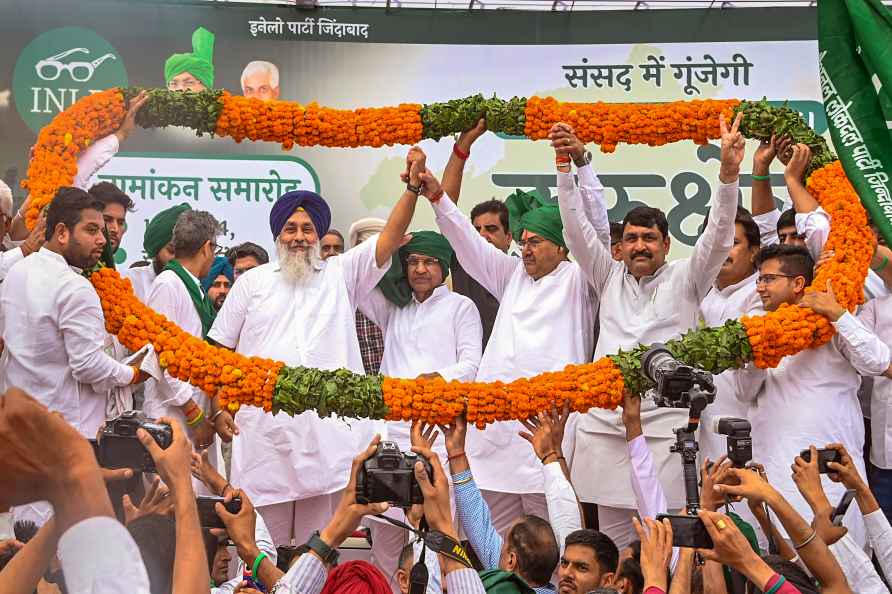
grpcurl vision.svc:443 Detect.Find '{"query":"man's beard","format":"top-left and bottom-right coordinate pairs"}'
top-left (63, 239), bottom-right (100, 270)
top-left (276, 238), bottom-right (321, 283)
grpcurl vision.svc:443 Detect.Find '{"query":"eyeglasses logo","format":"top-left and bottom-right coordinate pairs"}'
top-left (35, 48), bottom-right (117, 83)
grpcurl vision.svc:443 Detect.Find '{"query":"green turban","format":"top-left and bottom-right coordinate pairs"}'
top-left (164, 27), bottom-right (215, 89)
top-left (505, 188), bottom-right (565, 248)
top-left (377, 230), bottom-right (454, 307)
top-left (144, 203), bottom-right (191, 258)
top-left (478, 569), bottom-right (535, 594)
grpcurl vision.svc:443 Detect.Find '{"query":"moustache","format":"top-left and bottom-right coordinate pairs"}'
top-left (631, 250), bottom-right (652, 259)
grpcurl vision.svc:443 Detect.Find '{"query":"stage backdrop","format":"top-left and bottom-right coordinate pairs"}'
top-left (0, 0), bottom-right (825, 265)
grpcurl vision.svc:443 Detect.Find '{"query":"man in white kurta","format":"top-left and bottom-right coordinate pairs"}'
top-left (0, 189), bottom-right (142, 523)
top-left (359, 229), bottom-right (482, 588)
top-left (562, 114), bottom-right (744, 547)
top-left (426, 132), bottom-right (609, 535)
top-left (208, 180), bottom-right (419, 546)
top-left (733, 244), bottom-right (891, 548)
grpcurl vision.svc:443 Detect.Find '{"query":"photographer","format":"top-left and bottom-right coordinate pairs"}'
top-left (442, 412), bottom-right (580, 592)
top-left (0, 387), bottom-right (151, 593)
top-left (791, 445), bottom-right (887, 593)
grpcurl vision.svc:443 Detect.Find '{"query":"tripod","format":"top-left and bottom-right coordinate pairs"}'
top-left (670, 384), bottom-right (711, 515)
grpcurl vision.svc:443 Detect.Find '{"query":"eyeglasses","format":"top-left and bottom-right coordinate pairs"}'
top-left (755, 273), bottom-right (799, 286)
top-left (406, 256), bottom-right (439, 269)
top-left (518, 237), bottom-right (548, 249)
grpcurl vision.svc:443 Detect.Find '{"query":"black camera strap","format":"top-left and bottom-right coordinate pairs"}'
top-left (409, 542), bottom-right (429, 594)
top-left (374, 513), bottom-right (474, 569)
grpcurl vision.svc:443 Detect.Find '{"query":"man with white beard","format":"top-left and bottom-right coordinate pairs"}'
top-left (208, 163), bottom-right (421, 546)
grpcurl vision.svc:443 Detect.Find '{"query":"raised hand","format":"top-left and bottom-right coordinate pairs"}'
top-left (700, 456), bottom-right (737, 511)
top-left (548, 122), bottom-right (585, 162)
top-left (633, 517), bottom-right (673, 592)
top-left (438, 414), bottom-right (468, 458)
top-left (784, 143), bottom-right (812, 183)
top-left (213, 408), bottom-right (239, 443)
top-left (752, 134), bottom-right (778, 173)
top-left (410, 420), bottom-right (440, 451)
top-left (123, 476), bottom-right (173, 525)
top-left (799, 280), bottom-right (846, 321)
top-left (457, 118), bottom-right (487, 153)
top-left (138, 416), bottom-right (193, 493)
top-left (719, 112), bottom-right (745, 183)
top-left (418, 168), bottom-right (444, 202)
top-left (773, 135), bottom-right (794, 165)
top-left (115, 90), bottom-right (149, 144)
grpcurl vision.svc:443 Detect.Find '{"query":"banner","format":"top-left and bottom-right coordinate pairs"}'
top-left (0, 1), bottom-right (825, 265)
top-left (818, 0), bottom-right (892, 246)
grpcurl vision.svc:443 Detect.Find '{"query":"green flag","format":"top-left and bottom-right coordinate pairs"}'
top-left (818, 0), bottom-right (892, 246)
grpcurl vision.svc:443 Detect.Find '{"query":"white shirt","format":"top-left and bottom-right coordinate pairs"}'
top-left (542, 462), bottom-right (584, 553)
top-left (828, 533), bottom-right (888, 594)
top-left (562, 167), bottom-right (738, 508)
top-left (697, 272), bottom-right (762, 462)
top-left (432, 176), bottom-right (605, 494)
top-left (122, 265), bottom-right (158, 304)
top-left (0, 247), bottom-right (23, 283)
top-left (856, 295), bottom-right (892, 468)
top-left (57, 516), bottom-right (150, 594)
top-left (208, 235), bottom-right (389, 506)
top-left (0, 248), bottom-right (134, 437)
top-left (864, 508), bottom-right (892, 580)
top-left (733, 312), bottom-right (891, 545)
top-left (74, 134), bottom-right (119, 190)
top-left (362, 283), bottom-right (482, 455)
top-left (143, 267), bottom-right (209, 420)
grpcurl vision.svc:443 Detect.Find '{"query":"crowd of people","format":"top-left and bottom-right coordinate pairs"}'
top-left (1, 86), bottom-right (892, 594)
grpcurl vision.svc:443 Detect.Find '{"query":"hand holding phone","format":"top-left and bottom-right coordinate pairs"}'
top-left (197, 496), bottom-right (242, 529)
top-left (830, 489), bottom-right (856, 527)
top-left (655, 513), bottom-right (713, 549)
top-left (799, 448), bottom-right (840, 474)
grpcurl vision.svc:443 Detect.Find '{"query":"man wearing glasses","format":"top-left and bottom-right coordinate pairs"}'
top-left (143, 210), bottom-right (237, 484)
top-left (733, 244), bottom-right (891, 547)
top-left (421, 129), bottom-right (610, 537)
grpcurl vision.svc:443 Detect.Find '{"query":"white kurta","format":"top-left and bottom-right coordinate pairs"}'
top-left (0, 248), bottom-right (134, 437)
top-left (562, 169), bottom-right (739, 508)
top-left (207, 235), bottom-right (390, 506)
top-left (143, 268), bottom-right (210, 420)
top-left (697, 273), bottom-right (762, 462)
top-left (432, 169), bottom-right (608, 494)
top-left (733, 312), bottom-right (891, 544)
top-left (122, 265), bottom-right (158, 304)
top-left (0, 247), bottom-right (24, 283)
top-left (74, 133), bottom-right (119, 190)
top-left (362, 284), bottom-right (483, 456)
top-left (858, 295), bottom-right (892, 469)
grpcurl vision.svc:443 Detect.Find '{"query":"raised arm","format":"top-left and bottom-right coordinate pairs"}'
top-left (422, 171), bottom-right (517, 300)
top-left (441, 119), bottom-right (486, 204)
top-left (685, 112), bottom-right (743, 302)
top-left (374, 147), bottom-right (425, 268)
top-left (869, 244), bottom-right (892, 290)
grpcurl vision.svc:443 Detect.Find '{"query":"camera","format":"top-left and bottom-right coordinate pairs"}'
top-left (98, 411), bottom-right (173, 473)
top-left (641, 344), bottom-right (716, 410)
top-left (356, 441), bottom-right (432, 507)
top-left (713, 417), bottom-right (753, 468)
top-left (800, 447), bottom-right (841, 474)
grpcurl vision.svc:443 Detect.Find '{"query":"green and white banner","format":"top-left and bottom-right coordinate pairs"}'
top-left (818, 0), bottom-right (892, 246)
top-left (0, 1), bottom-right (825, 265)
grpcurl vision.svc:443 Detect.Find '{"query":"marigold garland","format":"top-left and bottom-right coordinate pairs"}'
top-left (20, 88), bottom-right (874, 424)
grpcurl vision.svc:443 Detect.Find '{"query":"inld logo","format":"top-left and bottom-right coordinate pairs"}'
top-left (13, 27), bottom-right (128, 133)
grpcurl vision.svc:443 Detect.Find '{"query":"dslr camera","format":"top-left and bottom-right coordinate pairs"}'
top-left (98, 411), bottom-right (173, 473)
top-left (641, 344), bottom-right (716, 410)
top-left (356, 441), bottom-right (432, 508)
top-left (714, 417), bottom-right (753, 468)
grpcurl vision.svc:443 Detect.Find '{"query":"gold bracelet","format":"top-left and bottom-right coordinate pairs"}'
top-left (452, 475), bottom-right (473, 486)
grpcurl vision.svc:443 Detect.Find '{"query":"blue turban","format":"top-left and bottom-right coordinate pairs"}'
top-left (201, 256), bottom-right (234, 293)
top-left (269, 190), bottom-right (331, 239)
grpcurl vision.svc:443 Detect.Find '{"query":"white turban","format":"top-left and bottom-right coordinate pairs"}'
top-left (349, 217), bottom-right (386, 247)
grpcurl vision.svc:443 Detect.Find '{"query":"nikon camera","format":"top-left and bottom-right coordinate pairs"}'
top-left (356, 441), bottom-right (432, 507)
top-left (98, 411), bottom-right (173, 473)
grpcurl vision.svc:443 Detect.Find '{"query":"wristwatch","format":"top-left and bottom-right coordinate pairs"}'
top-left (306, 531), bottom-right (339, 565)
top-left (406, 182), bottom-right (423, 195)
top-left (572, 150), bottom-right (592, 168)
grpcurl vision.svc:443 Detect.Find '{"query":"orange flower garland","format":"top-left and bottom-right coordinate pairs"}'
top-left (20, 89), bottom-right (875, 423)
top-left (382, 358), bottom-right (625, 428)
top-left (740, 160), bottom-right (872, 368)
top-left (21, 89), bottom-right (126, 228)
top-left (90, 267), bottom-right (283, 412)
top-left (214, 92), bottom-right (423, 150)
top-left (524, 97), bottom-right (741, 152)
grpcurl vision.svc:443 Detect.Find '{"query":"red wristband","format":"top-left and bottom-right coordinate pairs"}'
top-left (453, 143), bottom-right (470, 160)
top-left (448, 451), bottom-right (466, 461)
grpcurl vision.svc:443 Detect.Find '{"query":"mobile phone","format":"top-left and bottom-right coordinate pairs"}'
top-left (196, 496), bottom-right (242, 529)
top-left (655, 514), bottom-right (714, 549)
top-left (799, 448), bottom-right (840, 474)
top-left (831, 489), bottom-right (857, 526)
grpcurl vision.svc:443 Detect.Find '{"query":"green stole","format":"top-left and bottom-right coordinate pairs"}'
top-left (164, 259), bottom-right (216, 338)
